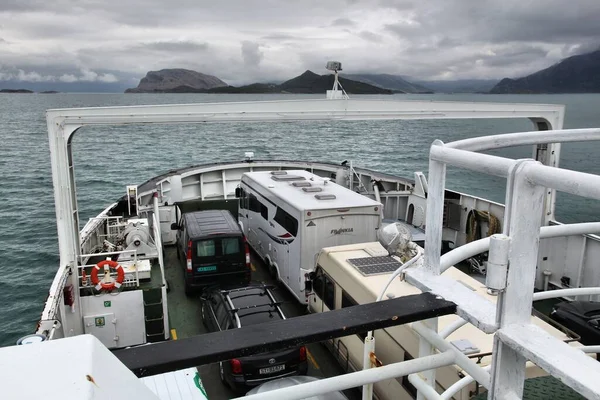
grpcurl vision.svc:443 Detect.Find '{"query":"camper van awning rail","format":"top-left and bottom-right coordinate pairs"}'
top-left (114, 292), bottom-right (456, 377)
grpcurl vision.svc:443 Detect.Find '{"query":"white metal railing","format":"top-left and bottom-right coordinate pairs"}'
top-left (407, 129), bottom-right (600, 399)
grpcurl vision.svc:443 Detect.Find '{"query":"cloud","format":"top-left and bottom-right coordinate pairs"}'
top-left (241, 41), bottom-right (263, 68)
top-left (0, 0), bottom-right (598, 87)
top-left (331, 18), bottom-right (355, 27)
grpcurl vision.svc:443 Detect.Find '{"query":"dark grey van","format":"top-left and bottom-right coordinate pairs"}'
top-left (172, 210), bottom-right (251, 295)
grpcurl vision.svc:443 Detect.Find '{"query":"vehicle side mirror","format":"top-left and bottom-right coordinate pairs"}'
top-left (235, 187), bottom-right (242, 198)
top-left (170, 223), bottom-right (180, 230)
top-left (304, 272), bottom-right (316, 292)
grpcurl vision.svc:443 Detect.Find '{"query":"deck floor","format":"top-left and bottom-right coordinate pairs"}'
top-left (162, 245), bottom-right (360, 400)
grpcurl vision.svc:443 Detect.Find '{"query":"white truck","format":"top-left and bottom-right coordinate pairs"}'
top-left (236, 170), bottom-right (382, 303)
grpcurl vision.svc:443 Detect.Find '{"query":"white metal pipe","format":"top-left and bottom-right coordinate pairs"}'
top-left (440, 366), bottom-right (492, 400)
top-left (440, 222), bottom-right (600, 273)
top-left (362, 336), bottom-right (375, 400)
top-left (485, 234), bottom-right (510, 291)
top-left (152, 193), bottom-right (166, 286)
top-left (408, 374), bottom-right (443, 400)
top-left (240, 351), bottom-right (456, 400)
top-left (448, 128), bottom-right (600, 151)
top-left (533, 287), bottom-right (600, 301)
top-left (425, 141), bottom-right (446, 274)
top-left (417, 318), bottom-right (439, 400)
top-left (430, 145), bottom-right (515, 178)
top-left (525, 163), bottom-right (600, 201)
top-left (412, 322), bottom-right (491, 389)
top-left (439, 318), bottom-right (468, 339)
top-left (581, 346), bottom-right (600, 354)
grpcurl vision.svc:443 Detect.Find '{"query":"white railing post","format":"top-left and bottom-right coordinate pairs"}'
top-left (489, 161), bottom-right (545, 399)
top-left (418, 140), bottom-right (446, 400)
top-left (362, 336), bottom-right (375, 400)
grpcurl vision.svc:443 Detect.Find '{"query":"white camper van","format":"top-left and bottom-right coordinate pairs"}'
top-left (237, 170), bottom-right (382, 303)
top-left (308, 241), bottom-right (579, 400)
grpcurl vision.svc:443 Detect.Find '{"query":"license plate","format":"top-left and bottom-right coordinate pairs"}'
top-left (259, 364), bottom-right (285, 374)
top-left (197, 265), bottom-right (217, 272)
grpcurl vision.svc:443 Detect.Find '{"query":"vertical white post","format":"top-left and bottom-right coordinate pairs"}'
top-left (47, 118), bottom-right (84, 336)
top-left (489, 161), bottom-right (545, 399)
top-left (417, 140), bottom-right (445, 399)
top-left (362, 336), bottom-right (375, 400)
top-left (424, 140), bottom-right (446, 274)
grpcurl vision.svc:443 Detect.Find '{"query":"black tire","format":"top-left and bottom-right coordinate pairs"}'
top-left (269, 263), bottom-right (279, 281)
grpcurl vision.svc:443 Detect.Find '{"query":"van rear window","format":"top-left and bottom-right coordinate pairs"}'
top-left (196, 240), bottom-right (216, 257)
top-left (222, 238), bottom-right (241, 255)
top-left (194, 237), bottom-right (242, 258)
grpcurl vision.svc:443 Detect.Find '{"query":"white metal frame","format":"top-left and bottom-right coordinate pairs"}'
top-left (45, 98), bottom-right (600, 399)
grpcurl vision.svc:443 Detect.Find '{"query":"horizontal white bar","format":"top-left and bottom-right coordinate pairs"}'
top-left (412, 322), bottom-right (491, 389)
top-left (440, 222), bottom-right (600, 272)
top-left (448, 128), bottom-right (600, 151)
top-left (581, 346), bottom-right (600, 354)
top-left (525, 163), bottom-right (600, 201)
top-left (405, 268), bottom-right (497, 333)
top-left (533, 287), bottom-right (600, 301)
top-left (429, 145), bottom-right (514, 178)
top-left (239, 351), bottom-right (455, 400)
top-left (498, 323), bottom-right (600, 400)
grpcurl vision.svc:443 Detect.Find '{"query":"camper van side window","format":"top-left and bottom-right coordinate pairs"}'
top-left (274, 207), bottom-right (298, 236)
top-left (341, 291), bottom-right (368, 341)
top-left (249, 194), bottom-right (261, 213)
top-left (260, 203), bottom-right (268, 220)
top-left (313, 267), bottom-right (335, 310)
top-left (239, 189), bottom-right (247, 210)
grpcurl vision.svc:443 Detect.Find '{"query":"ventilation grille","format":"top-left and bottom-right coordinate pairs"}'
top-left (270, 171), bottom-right (287, 175)
top-left (314, 193), bottom-right (336, 200)
top-left (347, 256), bottom-right (403, 276)
top-left (292, 181), bottom-right (312, 187)
top-left (302, 187), bottom-right (323, 193)
top-left (271, 175), bottom-right (306, 182)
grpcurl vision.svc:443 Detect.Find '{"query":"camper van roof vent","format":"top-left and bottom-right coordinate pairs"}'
top-left (271, 175), bottom-right (306, 182)
top-left (347, 256), bottom-right (403, 276)
top-left (315, 193), bottom-right (336, 200)
top-left (270, 171), bottom-right (288, 175)
top-left (292, 181), bottom-right (312, 187)
top-left (302, 187), bottom-right (323, 193)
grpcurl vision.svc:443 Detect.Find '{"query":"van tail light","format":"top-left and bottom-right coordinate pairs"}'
top-left (299, 346), bottom-right (307, 361)
top-left (186, 240), bottom-right (192, 272)
top-left (230, 358), bottom-right (242, 374)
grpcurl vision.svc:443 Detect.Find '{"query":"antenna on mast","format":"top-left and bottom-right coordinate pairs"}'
top-left (326, 61), bottom-right (349, 100)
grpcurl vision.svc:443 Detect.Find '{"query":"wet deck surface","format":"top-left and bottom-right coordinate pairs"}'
top-left (163, 246), bottom-right (361, 400)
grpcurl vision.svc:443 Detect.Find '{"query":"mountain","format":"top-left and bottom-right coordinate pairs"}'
top-left (125, 69), bottom-right (228, 93)
top-left (278, 71), bottom-right (391, 94)
top-left (341, 73), bottom-right (432, 93)
top-left (490, 50), bottom-right (600, 94)
top-left (414, 79), bottom-right (499, 93)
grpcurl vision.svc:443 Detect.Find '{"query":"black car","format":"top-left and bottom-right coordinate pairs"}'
top-left (550, 300), bottom-right (600, 346)
top-left (172, 209), bottom-right (251, 295)
top-left (201, 285), bottom-right (308, 393)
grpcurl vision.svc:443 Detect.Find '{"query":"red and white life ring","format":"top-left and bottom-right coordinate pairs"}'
top-left (91, 260), bottom-right (125, 291)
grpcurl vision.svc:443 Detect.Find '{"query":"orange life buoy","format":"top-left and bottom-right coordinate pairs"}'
top-left (91, 260), bottom-right (125, 291)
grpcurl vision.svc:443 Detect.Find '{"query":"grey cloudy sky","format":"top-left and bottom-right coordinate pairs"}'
top-left (1, 0), bottom-right (599, 86)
